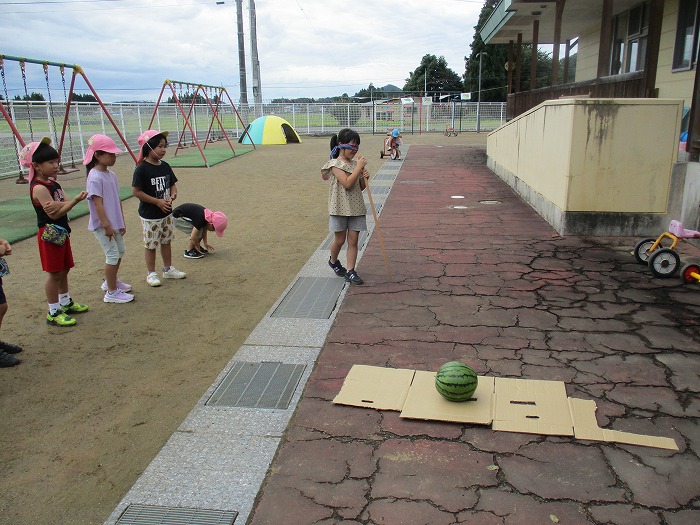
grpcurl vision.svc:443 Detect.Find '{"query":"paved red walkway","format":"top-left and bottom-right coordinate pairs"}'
top-left (248, 145), bottom-right (699, 525)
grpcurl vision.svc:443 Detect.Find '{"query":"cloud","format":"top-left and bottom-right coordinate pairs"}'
top-left (0, 0), bottom-right (480, 102)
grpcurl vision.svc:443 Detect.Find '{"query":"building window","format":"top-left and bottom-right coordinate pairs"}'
top-left (610, 2), bottom-right (649, 75)
top-left (673, 0), bottom-right (699, 71)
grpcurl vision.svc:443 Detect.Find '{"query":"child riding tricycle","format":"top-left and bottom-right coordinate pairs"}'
top-left (380, 128), bottom-right (402, 160)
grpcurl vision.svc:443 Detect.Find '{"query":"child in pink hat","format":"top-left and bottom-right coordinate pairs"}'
top-left (172, 203), bottom-right (228, 259)
top-left (131, 130), bottom-right (186, 286)
top-left (84, 134), bottom-right (134, 303)
top-left (20, 137), bottom-right (89, 326)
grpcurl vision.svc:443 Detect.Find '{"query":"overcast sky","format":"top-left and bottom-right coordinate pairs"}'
top-left (1, 0), bottom-right (483, 103)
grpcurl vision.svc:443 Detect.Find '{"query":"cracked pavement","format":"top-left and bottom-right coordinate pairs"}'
top-left (247, 145), bottom-right (700, 525)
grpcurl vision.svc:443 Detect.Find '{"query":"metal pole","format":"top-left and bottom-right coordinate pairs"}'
top-left (477, 52), bottom-right (487, 133)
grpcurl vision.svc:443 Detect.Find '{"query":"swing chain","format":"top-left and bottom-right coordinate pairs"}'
top-left (44, 63), bottom-right (66, 173)
top-left (1, 58), bottom-right (27, 183)
top-left (60, 66), bottom-right (77, 167)
top-left (20, 60), bottom-right (35, 141)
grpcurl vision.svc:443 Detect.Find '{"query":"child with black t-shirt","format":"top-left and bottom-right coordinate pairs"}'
top-left (131, 130), bottom-right (186, 287)
top-left (172, 203), bottom-right (228, 259)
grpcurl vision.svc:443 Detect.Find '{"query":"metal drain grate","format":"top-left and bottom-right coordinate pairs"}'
top-left (117, 504), bottom-right (237, 525)
top-left (372, 172), bottom-right (397, 181)
top-left (271, 277), bottom-right (345, 319)
top-left (368, 185), bottom-right (390, 195)
top-left (207, 361), bottom-right (306, 409)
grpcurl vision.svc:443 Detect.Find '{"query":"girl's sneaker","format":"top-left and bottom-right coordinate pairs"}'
top-left (101, 279), bottom-right (133, 292)
top-left (328, 258), bottom-right (347, 277)
top-left (47, 311), bottom-right (76, 326)
top-left (61, 300), bottom-right (89, 314)
top-left (104, 290), bottom-right (135, 303)
top-left (184, 249), bottom-right (204, 259)
top-left (345, 269), bottom-right (364, 284)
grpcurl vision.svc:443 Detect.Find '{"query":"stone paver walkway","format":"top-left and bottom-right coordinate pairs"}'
top-left (247, 145), bottom-right (700, 525)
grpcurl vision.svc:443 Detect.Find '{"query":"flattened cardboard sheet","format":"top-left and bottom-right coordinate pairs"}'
top-left (333, 365), bottom-right (678, 450)
top-left (568, 398), bottom-right (679, 451)
top-left (400, 371), bottom-right (494, 424)
top-left (332, 365), bottom-right (415, 410)
top-left (493, 377), bottom-right (574, 436)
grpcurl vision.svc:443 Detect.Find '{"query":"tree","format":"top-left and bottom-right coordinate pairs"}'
top-left (71, 93), bottom-right (97, 102)
top-left (403, 54), bottom-right (463, 97)
top-left (464, 0), bottom-right (509, 102)
top-left (13, 92), bottom-right (45, 101)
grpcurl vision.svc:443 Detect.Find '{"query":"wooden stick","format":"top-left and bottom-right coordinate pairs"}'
top-left (365, 179), bottom-right (392, 279)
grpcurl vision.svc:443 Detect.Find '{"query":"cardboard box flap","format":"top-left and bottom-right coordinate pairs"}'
top-left (332, 365), bottom-right (415, 410)
top-left (492, 377), bottom-right (574, 436)
top-left (400, 371), bottom-right (494, 424)
top-left (568, 398), bottom-right (679, 451)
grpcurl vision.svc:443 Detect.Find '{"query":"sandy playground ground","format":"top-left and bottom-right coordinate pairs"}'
top-left (0, 131), bottom-right (487, 525)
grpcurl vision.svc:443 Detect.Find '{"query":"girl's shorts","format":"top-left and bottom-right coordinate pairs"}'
top-left (37, 228), bottom-right (75, 273)
top-left (140, 215), bottom-right (174, 249)
top-left (93, 229), bottom-right (126, 265)
top-left (329, 215), bottom-right (367, 233)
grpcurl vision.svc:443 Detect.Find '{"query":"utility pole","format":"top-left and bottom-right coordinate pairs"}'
top-left (250, 0), bottom-right (262, 105)
top-left (235, 0), bottom-right (248, 105)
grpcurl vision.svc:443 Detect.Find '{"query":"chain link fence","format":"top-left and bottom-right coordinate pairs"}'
top-left (0, 100), bottom-right (506, 180)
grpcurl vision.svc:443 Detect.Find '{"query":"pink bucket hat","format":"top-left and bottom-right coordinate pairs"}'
top-left (19, 137), bottom-right (52, 182)
top-left (82, 134), bottom-right (123, 165)
top-left (136, 129), bottom-right (169, 164)
top-left (204, 208), bottom-right (228, 237)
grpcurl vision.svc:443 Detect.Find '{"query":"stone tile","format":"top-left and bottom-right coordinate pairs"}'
top-left (498, 442), bottom-right (625, 502)
top-left (476, 488), bottom-right (593, 524)
top-left (372, 439), bottom-right (497, 512)
top-left (588, 504), bottom-right (661, 525)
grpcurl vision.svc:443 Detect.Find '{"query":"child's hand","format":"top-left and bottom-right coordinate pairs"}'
top-left (104, 224), bottom-right (115, 240)
top-left (0, 240), bottom-right (11, 256)
top-left (158, 199), bottom-right (172, 213)
top-left (362, 168), bottom-right (370, 180)
top-left (356, 155), bottom-right (367, 169)
top-left (205, 243), bottom-right (215, 253)
top-left (74, 191), bottom-right (88, 202)
top-left (119, 227), bottom-right (127, 236)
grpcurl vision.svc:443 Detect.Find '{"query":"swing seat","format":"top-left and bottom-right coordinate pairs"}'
top-left (668, 220), bottom-right (700, 239)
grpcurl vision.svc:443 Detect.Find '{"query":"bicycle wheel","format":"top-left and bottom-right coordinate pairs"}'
top-left (648, 248), bottom-right (681, 278)
top-left (681, 263), bottom-right (700, 283)
top-left (634, 238), bottom-right (662, 265)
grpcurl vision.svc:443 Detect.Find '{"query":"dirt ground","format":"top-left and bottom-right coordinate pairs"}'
top-left (0, 131), bottom-right (486, 525)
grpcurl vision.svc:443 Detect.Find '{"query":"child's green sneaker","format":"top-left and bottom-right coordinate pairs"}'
top-left (61, 300), bottom-right (89, 314)
top-left (47, 311), bottom-right (77, 327)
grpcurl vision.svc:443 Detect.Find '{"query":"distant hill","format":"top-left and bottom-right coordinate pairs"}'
top-left (380, 84), bottom-right (402, 93)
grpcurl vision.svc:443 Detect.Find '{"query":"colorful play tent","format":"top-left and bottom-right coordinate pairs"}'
top-left (239, 115), bottom-right (302, 145)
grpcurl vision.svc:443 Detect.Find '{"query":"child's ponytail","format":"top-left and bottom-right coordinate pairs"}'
top-left (329, 134), bottom-right (340, 159)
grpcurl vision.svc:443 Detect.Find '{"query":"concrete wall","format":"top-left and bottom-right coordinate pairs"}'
top-left (487, 98), bottom-right (686, 236)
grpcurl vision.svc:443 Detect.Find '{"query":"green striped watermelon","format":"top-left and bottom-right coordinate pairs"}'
top-left (435, 361), bottom-right (478, 401)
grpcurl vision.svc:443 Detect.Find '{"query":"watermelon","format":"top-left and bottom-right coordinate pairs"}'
top-left (435, 361), bottom-right (478, 401)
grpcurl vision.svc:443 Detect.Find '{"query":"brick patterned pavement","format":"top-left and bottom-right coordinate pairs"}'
top-left (247, 145), bottom-right (700, 525)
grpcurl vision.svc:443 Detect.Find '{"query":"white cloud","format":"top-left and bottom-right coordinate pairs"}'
top-left (0, 0), bottom-right (480, 102)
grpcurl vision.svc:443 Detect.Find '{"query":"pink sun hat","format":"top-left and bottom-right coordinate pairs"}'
top-left (136, 129), bottom-right (169, 164)
top-left (82, 134), bottom-right (123, 165)
top-left (19, 136), bottom-right (52, 182)
top-left (204, 208), bottom-right (228, 237)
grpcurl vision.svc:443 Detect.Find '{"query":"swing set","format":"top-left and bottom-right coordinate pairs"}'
top-left (0, 54), bottom-right (136, 184)
top-left (148, 79), bottom-right (254, 167)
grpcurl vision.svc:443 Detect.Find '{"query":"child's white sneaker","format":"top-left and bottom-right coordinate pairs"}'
top-left (103, 290), bottom-right (135, 303)
top-left (162, 267), bottom-right (186, 279)
top-left (146, 272), bottom-right (161, 287)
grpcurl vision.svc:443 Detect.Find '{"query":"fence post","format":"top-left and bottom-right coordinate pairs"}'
top-left (119, 103), bottom-right (126, 139)
top-left (76, 104), bottom-right (85, 158)
top-left (321, 106), bottom-right (325, 134)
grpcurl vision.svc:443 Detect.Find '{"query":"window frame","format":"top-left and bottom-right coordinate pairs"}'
top-left (672, 0), bottom-right (700, 72)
